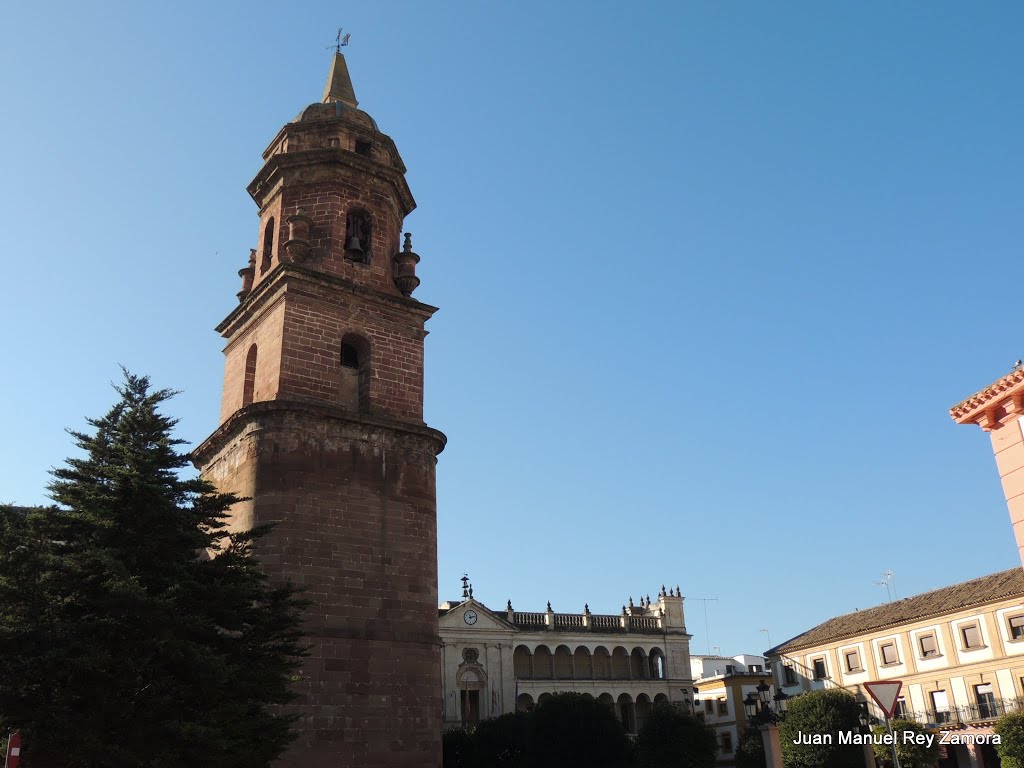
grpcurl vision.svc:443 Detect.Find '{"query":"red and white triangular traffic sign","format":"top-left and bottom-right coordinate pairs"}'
top-left (6, 732), bottom-right (22, 768)
top-left (864, 680), bottom-right (903, 719)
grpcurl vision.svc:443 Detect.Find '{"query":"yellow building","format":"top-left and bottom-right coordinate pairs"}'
top-left (690, 656), bottom-right (776, 766)
top-left (766, 568), bottom-right (1024, 768)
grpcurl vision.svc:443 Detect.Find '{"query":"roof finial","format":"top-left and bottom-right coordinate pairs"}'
top-left (461, 574), bottom-right (470, 600)
top-left (322, 41), bottom-right (359, 108)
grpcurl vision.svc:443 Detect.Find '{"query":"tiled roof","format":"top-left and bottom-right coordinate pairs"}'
top-left (950, 366), bottom-right (1024, 420)
top-left (769, 568), bottom-right (1024, 655)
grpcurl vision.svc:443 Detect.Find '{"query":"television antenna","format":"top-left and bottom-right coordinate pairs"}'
top-left (690, 597), bottom-right (718, 655)
top-left (875, 570), bottom-right (895, 603)
top-left (327, 28), bottom-right (351, 54)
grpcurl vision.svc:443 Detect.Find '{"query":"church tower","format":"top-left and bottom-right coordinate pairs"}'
top-left (193, 54), bottom-right (446, 767)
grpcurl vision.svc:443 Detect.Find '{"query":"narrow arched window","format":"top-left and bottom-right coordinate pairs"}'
top-left (261, 217), bottom-right (275, 274)
top-left (339, 333), bottom-right (370, 412)
top-left (341, 342), bottom-right (359, 369)
top-left (242, 344), bottom-right (258, 406)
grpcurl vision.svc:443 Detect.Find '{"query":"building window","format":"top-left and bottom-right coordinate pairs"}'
top-left (879, 642), bottom-right (899, 666)
top-left (704, 700), bottom-right (713, 715)
top-left (918, 633), bottom-right (939, 658)
top-left (460, 689), bottom-right (480, 726)
top-left (784, 664), bottom-right (797, 685)
top-left (354, 139), bottom-right (373, 157)
top-left (717, 699), bottom-right (728, 716)
top-left (930, 690), bottom-right (951, 724)
top-left (341, 342), bottom-right (359, 369)
top-left (894, 697), bottom-right (909, 719)
top-left (1008, 615), bottom-right (1024, 640)
top-left (261, 217), bottom-right (275, 274)
top-left (721, 733), bottom-right (733, 753)
top-left (961, 623), bottom-right (984, 650)
top-left (844, 649), bottom-right (862, 673)
top-left (750, 664), bottom-right (762, 673)
top-left (812, 658), bottom-right (827, 680)
top-left (975, 684), bottom-right (997, 719)
top-left (339, 333), bottom-right (371, 412)
top-left (242, 344), bottom-right (258, 406)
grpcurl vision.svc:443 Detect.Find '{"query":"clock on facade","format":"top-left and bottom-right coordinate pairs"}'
top-left (464, 610), bottom-right (478, 625)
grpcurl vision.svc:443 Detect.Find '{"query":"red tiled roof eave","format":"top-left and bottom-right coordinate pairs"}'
top-left (950, 368), bottom-right (1024, 422)
top-left (769, 568), bottom-right (1024, 656)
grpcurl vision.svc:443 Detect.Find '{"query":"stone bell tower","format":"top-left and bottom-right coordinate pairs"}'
top-left (193, 53), bottom-right (446, 767)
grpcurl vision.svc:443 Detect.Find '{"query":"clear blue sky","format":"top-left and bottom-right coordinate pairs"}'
top-left (3, 2), bottom-right (1023, 659)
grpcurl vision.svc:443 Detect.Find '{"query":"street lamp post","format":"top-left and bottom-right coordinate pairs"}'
top-left (858, 702), bottom-right (879, 768)
top-left (681, 687), bottom-right (698, 716)
top-left (744, 681), bottom-right (789, 768)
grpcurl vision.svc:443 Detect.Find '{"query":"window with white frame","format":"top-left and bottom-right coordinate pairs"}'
top-left (812, 658), bottom-right (827, 680)
top-left (879, 641), bottom-right (899, 666)
top-left (918, 632), bottom-right (939, 658)
top-left (960, 623), bottom-right (984, 650)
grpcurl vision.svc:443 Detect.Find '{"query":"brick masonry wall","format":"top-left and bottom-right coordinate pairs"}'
top-left (196, 405), bottom-right (445, 768)
top-left (277, 283), bottom-right (425, 422)
top-left (219, 272), bottom-right (428, 426)
top-left (250, 149), bottom-right (408, 298)
top-left (219, 297), bottom-right (286, 423)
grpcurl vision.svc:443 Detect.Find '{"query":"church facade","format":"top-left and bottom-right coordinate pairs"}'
top-left (193, 54), bottom-right (445, 767)
top-left (438, 583), bottom-right (695, 735)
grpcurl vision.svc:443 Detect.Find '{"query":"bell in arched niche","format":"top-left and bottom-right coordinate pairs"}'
top-left (344, 209), bottom-right (371, 263)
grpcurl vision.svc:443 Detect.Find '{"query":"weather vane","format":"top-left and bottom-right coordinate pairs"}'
top-left (328, 28), bottom-right (351, 54)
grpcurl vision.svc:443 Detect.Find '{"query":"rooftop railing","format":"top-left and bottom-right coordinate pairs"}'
top-left (509, 610), bottom-right (667, 633)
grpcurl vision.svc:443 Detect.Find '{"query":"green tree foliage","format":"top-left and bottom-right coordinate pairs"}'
top-left (527, 693), bottom-right (630, 768)
top-left (632, 702), bottom-right (718, 768)
top-left (0, 373), bottom-right (308, 767)
top-left (474, 711), bottom-right (529, 768)
top-left (996, 711), bottom-right (1024, 768)
top-left (443, 727), bottom-right (478, 768)
top-left (871, 719), bottom-right (938, 768)
top-left (779, 689), bottom-right (863, 768)
top-left (735, 726), bottom-right (767, 768)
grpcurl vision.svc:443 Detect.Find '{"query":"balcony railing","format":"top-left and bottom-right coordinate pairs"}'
top-left (896, 697), bottom-right (1024, 727)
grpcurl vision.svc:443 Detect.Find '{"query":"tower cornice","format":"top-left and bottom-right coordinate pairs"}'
top-left (192, 398), bottom-right (447, 469)
top-left (216, 262), bottom-right (438, 339)
top-left (248, 144), bottom-right (415, 216)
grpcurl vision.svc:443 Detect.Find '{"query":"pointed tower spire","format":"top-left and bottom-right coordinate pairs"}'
top-left (323, 52), bottom-right (359, 107)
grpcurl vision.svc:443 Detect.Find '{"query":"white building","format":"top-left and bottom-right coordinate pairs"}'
top-left (439, 583), bottom-right (695, 734)
top-left (690, 654), bottom-right (775, 765)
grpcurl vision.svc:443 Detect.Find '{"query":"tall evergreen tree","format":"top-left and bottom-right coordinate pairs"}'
top-left (0, 373), bottom-right (307, 767)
